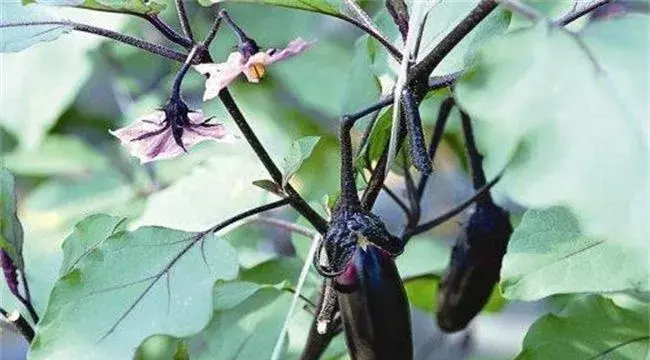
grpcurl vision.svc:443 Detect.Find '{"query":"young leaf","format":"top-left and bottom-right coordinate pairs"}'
top-left (500, 207), bottom-right (649, 301)
top-left (454, 16), bottom-right (649, 250)
top-left (29, 216), bottom-right (239, 360)
top-left (281, 136), bottom-right (321, 189)
top-left (0, 2), bottom-right (72, 53)
top-left (252, 179), bottom-right (285, 197)
top-left (0, 168), bottom-right (25, 270)
top-left (516, 295), bottom-right (649, 359)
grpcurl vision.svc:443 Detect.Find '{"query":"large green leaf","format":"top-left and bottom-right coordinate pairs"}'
top-left (516, 295), bottom-right (649, 359)
top-left (187, 285), bottom-right (292, 360)
top-left (454, 16), bottom-right (649, 250)
top-left (204, 0), bottom-right (383, 38)
top-left (58, 214), bottom-right (126, 275)
top-left (29, 215), bottom-right (239, 360)
top-left (0, 168), bottom-right (25, 270)
top-left (134, 143), bottom-right (279, 232)
top-left (25, 0), bottom-right (166, 14)
top-left (396, 235), bottom-right (450, 279)
top-left (415, 1), bottom-right (512, 76)
top-left (201, 0), bottom-right (340, 16)
top-left (77, 0), bottom-right (166, 14)
top-left (15, 169), bottom-right (137, 313)
top-left (2, 135), bottom-right (107, 176)
top-left (367, 0), bottom-right (511, 83)
top-left (501, 207), bottom-right (649, 301)
top-left (0, 1), bottom-right (71, 52)
top-left (1, 24), bottom-right (93, 148)
top-left (341, 35), bottom-right (382, 114)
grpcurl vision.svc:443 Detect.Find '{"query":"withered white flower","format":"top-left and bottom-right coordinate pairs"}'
top-left (194, 38), bottom-right (314, 101)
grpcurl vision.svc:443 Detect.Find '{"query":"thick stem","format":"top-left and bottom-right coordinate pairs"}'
top-left (171, 46), bottom-right (200, 98)
top-left (0, 21), bottom-right (188, 62)
top-left (18, 274), bottom-right (39, 324)
top-left (300, 282), bottom-right (342, 360)
top-left (460, 110), bottom-right (491, 206)
top-left (144, 15), bottom-right (193, 48)
top-left (174, 0), bottom-right (195, 42)
top-left (409, 0), bottom-right (498, 99)
top-left (339, 117), bottom-right (361, 208)
top-left (218, 89), bottom-right (328, 234)
top-left (0, 308), bottom-right (35, 342)
top-left (204, 16), bottom-right (223, 47)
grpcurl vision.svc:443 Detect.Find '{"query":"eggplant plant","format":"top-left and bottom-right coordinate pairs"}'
top-left (0, 1), bottom-right (648, 360)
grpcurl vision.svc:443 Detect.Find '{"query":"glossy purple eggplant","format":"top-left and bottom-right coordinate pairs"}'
top-left (436, 202), bottom-right (512, 332)
top-left (335, 243), bottom-right (412, 360)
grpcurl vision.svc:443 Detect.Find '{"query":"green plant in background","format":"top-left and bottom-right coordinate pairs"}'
top-left (0, 0), bottom-right (648, 359)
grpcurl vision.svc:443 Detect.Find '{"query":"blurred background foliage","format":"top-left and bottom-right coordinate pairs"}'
top-left (1, 0), bottom-right (648, 359)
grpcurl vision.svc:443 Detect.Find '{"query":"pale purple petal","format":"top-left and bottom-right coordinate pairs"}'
top-left (263, 38), bottom-right (314, 65)
top-left (184, 111), bottom-right (233, 147)
top-left (110, 111), bottom-right (180, 164)
top-left (194, 52), bottom-right (246, 101)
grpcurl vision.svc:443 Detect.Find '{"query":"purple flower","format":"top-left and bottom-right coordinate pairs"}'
top-left (110, 98), bottom-right (230, 163)
top-left (194, 38), bottom-right (314, 101)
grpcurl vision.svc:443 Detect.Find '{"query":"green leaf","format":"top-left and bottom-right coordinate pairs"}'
top-left (2, 135), bottom-right (107, 176)
top-left (368, 1), bottom-right (510, 82)
top-left (186, 285), bottom-right (293, 360)
top-left (252, 179), bottom-right (284, 197)
top-left (202, 0), bottom-right (340, 16)
top-left (404, 277), bottom-right (438, 313)
top-left (516, 295), bottom-right (649, 359)
top-left (0, 16), bottom-right (109, 148)
top-left (454, 16), bottom-right (649, 250)
top-left (26, 0), bottom-right (166, 14)
top-left (501, 207), bottom-right (650, 301)
top-left (29, 216), bottom-right (239, 360)
top-left (0, 2), bottom-right (72, 52)
top-left (135, 144), bottom-right (278, 232)
top-left (76, 0), bottom-right (166, 14)
top-left (58, 214), bottom-right (126, 275)
top-left (0, 168), bottom-right (25, 270)
top-left (341, 36), bottom-right (381, 114)
top-left (355, 105), bottom-right (392, 170)
top-left (281, 136), bottom-right (321, 188)
top-left (396, 235), bottom-right (450, 279)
